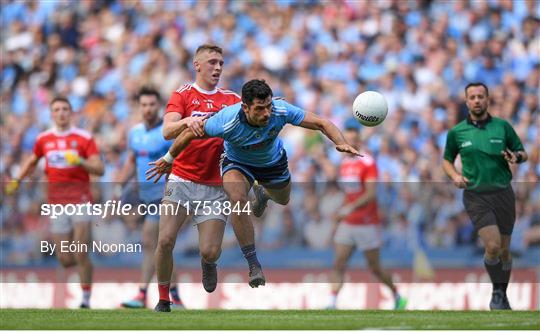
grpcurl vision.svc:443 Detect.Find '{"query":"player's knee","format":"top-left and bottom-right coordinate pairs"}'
top-left (58, 254), bottom-right (76, 268)
top-left (200, 244), bottom-right (221, 263)
top-left (157, 236), bottom-right (175, 253)
top-left (227, 191), bottom-right (248, 204)
top-left (73, 251), bottom-right (89, 264)
top-left (484, 241), bottom-right (501, 257)
top-left (333, 260), bottom-right (347, 272)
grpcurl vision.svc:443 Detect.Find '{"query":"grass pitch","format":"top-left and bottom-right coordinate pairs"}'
top-left (1, 309), bottom-right (539, 330)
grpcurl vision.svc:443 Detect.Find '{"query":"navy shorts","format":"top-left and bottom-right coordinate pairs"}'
top-left (221, 151), bottom-right (290, 189)
top-left (463, 186), bottom-right (516, 235)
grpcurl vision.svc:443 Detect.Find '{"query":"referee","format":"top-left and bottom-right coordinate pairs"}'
top-left (442, 82), bottom-right (528, 310)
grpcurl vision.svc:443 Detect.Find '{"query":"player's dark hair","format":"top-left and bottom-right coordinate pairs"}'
top-left (137, 86), bottom-right (161, 102)
top-left (241, 79), bottom-right (273, 105)
top-left (195, 44), bottom-right (223, 56)
top-left (465, 82), bottom-right (489, 97)
top-left (50, 96), bottom-right (72, 110)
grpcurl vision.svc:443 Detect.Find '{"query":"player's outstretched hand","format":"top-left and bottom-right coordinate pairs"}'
top-left (452, 174), bottom-right (469, 189)
top-left (335, 144), bottom-right (363, 157)
top-left (5, 179), bottom-right (19, 195)
top-left (186, 115), bottom-right (207, 137)
top-left (146, 158), bottom-right (172, 183)
top-left (501, 148), bottom-right (518, 164)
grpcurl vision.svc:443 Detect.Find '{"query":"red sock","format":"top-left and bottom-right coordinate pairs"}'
top-left (81, 284), bottom-right (91, 305)
top-left (158, 282), bottom-right (170, 301)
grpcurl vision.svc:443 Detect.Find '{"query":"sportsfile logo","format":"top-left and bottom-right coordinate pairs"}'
top-left (354, 111), bottom-right (379, 123)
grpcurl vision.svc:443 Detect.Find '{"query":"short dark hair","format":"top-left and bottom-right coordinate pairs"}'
top-left (50, 96), bottom-right (72, 110)
top-left (195, 44), bottom-right (223, 56)
top-left (241, 79), bottom-right (273, 105)
top-left (137, 86), bottom-right (161, 102)
top-left (465, 82), bottom-right (489, 97)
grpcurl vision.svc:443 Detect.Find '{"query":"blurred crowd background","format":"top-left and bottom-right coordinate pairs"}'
top-left (1, 0), bottom-right (539, 267)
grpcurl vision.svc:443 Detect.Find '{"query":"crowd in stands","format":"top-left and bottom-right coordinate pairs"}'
top-left (1, 0), bottom-right (539, 266)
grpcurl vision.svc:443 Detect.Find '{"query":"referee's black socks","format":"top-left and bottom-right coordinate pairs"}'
top-left (484, 256), bottom-right (504, 291)
top-left (501, 259), bottom-right (512, 293)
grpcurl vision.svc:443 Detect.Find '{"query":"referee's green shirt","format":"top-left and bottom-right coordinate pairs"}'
top-left (443, 114), bottom-right (524, 192)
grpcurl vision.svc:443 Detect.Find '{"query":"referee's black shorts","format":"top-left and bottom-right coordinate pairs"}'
top-left (462, 186), bottom-right (516, 235)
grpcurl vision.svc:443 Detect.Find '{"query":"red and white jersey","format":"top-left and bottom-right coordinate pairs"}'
top-left (165, 83), bottom-right (240, 186)
top-left (338, 152), bottom-right (379, 225)
top-left (33, 127), bottom-right (99, 204)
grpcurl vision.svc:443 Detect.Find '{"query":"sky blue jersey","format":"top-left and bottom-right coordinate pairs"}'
top-left (128, 120), bottom-right (171, 202)
top-left (204, 99), bottom-right (305, 166)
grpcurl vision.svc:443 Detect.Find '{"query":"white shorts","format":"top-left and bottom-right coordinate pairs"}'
top-left (334, 223), bottom-right (381, 251)
top-left (50, 214), bottom-right (91, 234)
top-left (162, 174), bottom-right (229, 225)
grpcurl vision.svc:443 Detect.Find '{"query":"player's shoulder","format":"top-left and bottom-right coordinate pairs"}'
top-left (174, 83), bottom-right (194, 95)
top-left (451, 119), bottom-right (469, 131)
top-left (35, 128), bottom-right (56, 141)
top-left (490, 116), bottom-right (511, 126)
top-left (217, 88), bottom-right (241, 99)
top-left (130, 122), bottom-right (146, 134)
top-left (70, 127), bottom-right (93, 140)
top-left (272, 98), bottom-right (291, 108)
top-left (216, 104), bottom-right (242, 133)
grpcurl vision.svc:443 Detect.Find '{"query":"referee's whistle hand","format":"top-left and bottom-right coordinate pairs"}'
top-left (501, 149), bottom-right (517, 164)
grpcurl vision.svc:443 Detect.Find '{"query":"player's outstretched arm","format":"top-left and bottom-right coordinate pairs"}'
top-left (5, 153), bottom-right (40, 195)
top-left (298, 112), bottom-right (362, 157)
top-left (146, 129), bottom-right (202, 183)
top-left (163, 113), bottom-right (207, 140)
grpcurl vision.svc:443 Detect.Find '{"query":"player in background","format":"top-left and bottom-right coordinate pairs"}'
top-left (443, 83), bottom-right (527, 310)
top-left (146, 79), bottom-right (361, 288)
top-left (327, 118), bottom-right (406, 310)
top-left (115, 87), bottom-right (184, 309)
top-left (152, 44), bottom-right (261, 312)
top-left (5, 97), bottom-right (104, 308)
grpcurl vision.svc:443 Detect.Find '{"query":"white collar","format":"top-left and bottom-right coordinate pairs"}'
top-left (52, 126), bottom-right (73, 136)
top-left (193, 82), bottom-right (218, 95)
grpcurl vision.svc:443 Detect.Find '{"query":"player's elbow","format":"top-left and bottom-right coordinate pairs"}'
top-left (318, 119), bottom-right (331, 132)
top-left (94, 166), bottom-right (105, 176)
top-left (93, 161), bottom-right (105, 176)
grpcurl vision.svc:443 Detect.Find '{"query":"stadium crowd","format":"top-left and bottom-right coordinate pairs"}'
top-left (1, 0), bottom-right (539, 266)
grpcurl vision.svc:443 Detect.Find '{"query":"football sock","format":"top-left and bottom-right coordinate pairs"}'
top-left (484, 256), bottom-right (503, 291)
top-left (329, 290), bottom-right (338, 307)
top-left (81, 284), bottom-right (91, 307)
top-left (158, 281), bottom-right (171, 302)
top-left (170, 285), bottom-right (181, 302)
top-left (241, 244), bottom-right (261, 268)
top-left (501, 259), bottom-right (512, 294)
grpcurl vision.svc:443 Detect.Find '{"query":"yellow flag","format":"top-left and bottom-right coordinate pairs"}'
top-left (413, 248), bottom-right (435, 280)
